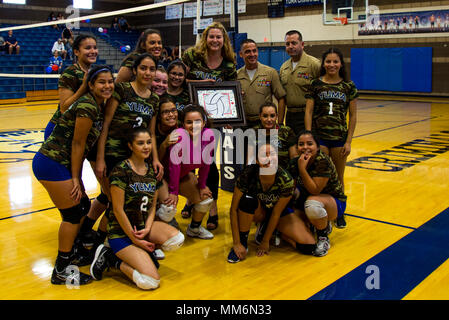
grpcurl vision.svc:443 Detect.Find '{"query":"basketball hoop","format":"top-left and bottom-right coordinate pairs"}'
top-left (334, 17), bottom-right (348, 25)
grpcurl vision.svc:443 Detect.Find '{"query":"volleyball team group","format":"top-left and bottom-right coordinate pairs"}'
top-left (31, 21), bottom-right (358, 290)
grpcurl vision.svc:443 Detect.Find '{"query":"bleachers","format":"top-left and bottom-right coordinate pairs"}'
top-left (91, 27), bottom-right (140, 51)
top-left (0, 24), bottom-right (111, 101)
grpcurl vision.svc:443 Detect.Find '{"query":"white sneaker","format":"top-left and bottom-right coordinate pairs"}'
top-left (154, 249), bottom-right (165, 260)
top-left (313, 236), bottom-right (331, 257)
top-left (186, 225), bottom-right (214, 240)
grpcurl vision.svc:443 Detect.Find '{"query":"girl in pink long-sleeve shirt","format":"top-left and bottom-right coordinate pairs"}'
top-left (166, 105), bottom-right (216, 239)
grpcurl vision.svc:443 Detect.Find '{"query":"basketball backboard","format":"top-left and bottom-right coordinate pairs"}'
top-left (323, 0), bottom-right (369, 25)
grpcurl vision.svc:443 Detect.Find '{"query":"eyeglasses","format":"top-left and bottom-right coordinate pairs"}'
top-left (161, 108), bottom-right (178, 115)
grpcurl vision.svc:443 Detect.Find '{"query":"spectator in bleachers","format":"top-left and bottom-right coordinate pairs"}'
top-left (111, 17), bottom-right (120, 32)
top-left (118, 16), bottom-right (131, 33)
top-left (61, 27), bottom-right (74, 59)
top-left (57, 13), bottom-right (65, 29)
top-left (48, 12), bottom-right (59, 30)
top-left (52, 38), bottom-right (67, 60)
top-left (5, 30), bottom-right (20, 55)
top-left (49, 51), bottom-right (63, 74)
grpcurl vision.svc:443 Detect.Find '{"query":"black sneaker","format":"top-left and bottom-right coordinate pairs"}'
top-left (335, 215), bottom-right (347, 229)
top-left (71, 239), bottom-right (94, 267)
top-left (90, 244), bottom-right (111, 280)
top-left (51, 266), bottom-right (93, 285)
top-left (227, 247), bottom-right (248, 263)
top-left (79, 230), bottom-right (99, 249)
top-left (255, 222), bottom-right (267, 245)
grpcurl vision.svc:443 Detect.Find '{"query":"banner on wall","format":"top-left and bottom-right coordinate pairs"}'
top-left (184, 2), bottom-right (201, 18)
top-left (193, 17), bottom-right (213, 35)
top-left (284, 0), bottom-right (322, 7)
top-left (203, 0), bottom-right (224, 16)
top-left (358, 9), bottom-right (449, 35)
top-left (268, 0), bottom-right (285, 18)
top-left (224, 0), bottom-right (246, 14)
top-left (165, 4), bottom-right (183, 20)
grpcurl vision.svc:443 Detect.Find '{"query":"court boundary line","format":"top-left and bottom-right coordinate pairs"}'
top-left (345, 213), bottom-right (416, 230)
top-left (353, 116), bottom-right (437, 139)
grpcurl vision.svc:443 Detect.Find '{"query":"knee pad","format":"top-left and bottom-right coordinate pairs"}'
top-left (59, 203), bottom-right (86, 224)
top-left (156, 204), bottom-right (177, 222)
top-left (80, 196), bottom-right (91, 216)
top-left (96, 192), bottom-right (109, 206)
top-left (194, 198), bottom-right (213, 213)
top-left (161, 231), bottom-right (184, 251)
top-left (304, 200), bottom-right (327, 220)
top-left (132, 270), bottom-right (160, 290)
top-left (238, 194), bottom-right (258, 214)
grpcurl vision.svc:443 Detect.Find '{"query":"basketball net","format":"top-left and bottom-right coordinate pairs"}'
top-left (333, 17), bottom-right (348, 25)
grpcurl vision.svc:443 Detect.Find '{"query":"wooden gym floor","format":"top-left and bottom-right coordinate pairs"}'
top-left (0, 96), bottom-right (449, 300)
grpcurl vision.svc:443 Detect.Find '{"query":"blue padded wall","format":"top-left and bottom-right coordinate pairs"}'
top-left (350, 47), bottom-right (432, 93)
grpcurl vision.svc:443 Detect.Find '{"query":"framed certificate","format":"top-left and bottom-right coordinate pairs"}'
top-left (188, 81), bottom-right (246, 126)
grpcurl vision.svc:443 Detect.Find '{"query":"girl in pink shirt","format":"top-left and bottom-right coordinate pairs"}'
top-left (166, 105), bottom-right (216, 239)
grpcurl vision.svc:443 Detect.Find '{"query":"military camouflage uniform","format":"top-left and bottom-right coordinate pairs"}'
top-left (305, 79), bottom-right (358, 142)
top-left (162, 89), bottom-right (191, 113)
top-left (49, 64), bottom-right (85, 125)
top-left (182, 48), bottom-right (237, 82)
top-left (236, 164), bottom-right (295, 210)
top-left (249, 124), bottom-right (297, 168)
top-left (105, 82), bottom-right (159, 165)
top-left (108, 160), bottom-right (162, 239)
top-left (39, 92), bottom-right (103, 170)
top-left (287, 150), bottom-right (347, 210)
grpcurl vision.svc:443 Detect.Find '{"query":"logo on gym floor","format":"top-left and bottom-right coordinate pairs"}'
top-left (0, 129), bottom-right (43, 163)
top-left (347, 131), bottom-right (449, 172)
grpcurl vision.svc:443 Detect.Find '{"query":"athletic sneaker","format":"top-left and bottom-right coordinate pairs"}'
top-left (255, 222), bottom-right (267, 245)
top-left (71, 238), bottom-right (94, 266)
top-left (335, 215), bottom-right (347, 229)
top-left (154, 249), bottom-right (165, 260)
top-left (313, 236), bottom-right (331, 257)
top-left (326, 221), bottom-right (333, 236)
top-left (79, 230), bottom-right (99, 249)
top-left (227, 247), bottom-right (248, 263)
top-left (90, 244), bottom-right (111, 280)
top-left (186, 225), bottom-right (214, 239)
top-left (274, 229), bottom-right (282, 247)
top-left (51, 266), bottom-right (93, 285)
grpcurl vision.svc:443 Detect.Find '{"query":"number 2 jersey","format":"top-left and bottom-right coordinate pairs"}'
top-left (105, 82), bottom-right (159, 160)
top-left (305, 78), bottom-right (358, 141)
top-left (108, 160), bottom-right (162, 239)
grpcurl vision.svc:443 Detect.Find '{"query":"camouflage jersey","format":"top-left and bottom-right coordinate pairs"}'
top-left (305, 78), bottom-right (358, 141)
top-left (182, 47), bottom-right (237, 82)
top-left (287, 150), bottom-right (347, 203)
top-left (50, 64), bottom-right (85, 125)
top-left (162, 88), bottom-right (191, 113)
top-left (250, 124), bottom-right (297, 168)
top-left (39, 92), bottom-right (104, 170)
top-left (105, 82), bottom-right (159, 160)
top-left (108, 160), bottom-right (162, 239)
top-left (236, 164), bottom-right (295, 210)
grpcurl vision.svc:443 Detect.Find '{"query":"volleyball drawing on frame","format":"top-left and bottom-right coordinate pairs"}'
top-left (188, 81), bottom-right (246, 126)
